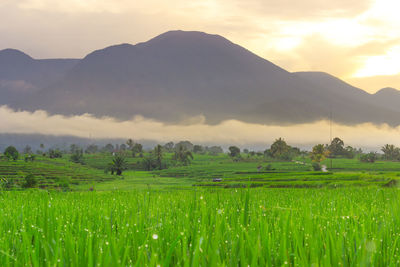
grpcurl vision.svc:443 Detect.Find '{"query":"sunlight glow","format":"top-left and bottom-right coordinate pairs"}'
top-left (354, 46), bottom-right (400, 77)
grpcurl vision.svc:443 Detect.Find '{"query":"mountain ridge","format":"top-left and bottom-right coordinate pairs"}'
top-left (1, 30), bottom-right (400, 126)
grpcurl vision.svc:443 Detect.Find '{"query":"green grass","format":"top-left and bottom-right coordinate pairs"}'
top-left (2, 153), bottom-right (400, 265)
top-left (1, 188), bottom-right (400, 266)
top-left (74, 171), bottom-right (194, 191)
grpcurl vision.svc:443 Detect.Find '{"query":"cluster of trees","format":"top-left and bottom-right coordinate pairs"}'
top-left (226, 138), bottom-right (302, 162)
top-left (326, 137), bottom-right (360, 159)
top-left (309, 137), bottom-right (387, 168)
top-left (264, 138), bottom-right (301, 161)
top-left (6, 137), bottom-right (400, 178)
top-left (163, 141), bottom-right (223, 156)
top-left (104, 141), bottom-right (200, 174)
top-left (360, 152), bottom-right (378, 163)
top-left (141, 143), bottom-right (195, 171)
top-left (381, 144), bottom-right (400, 161)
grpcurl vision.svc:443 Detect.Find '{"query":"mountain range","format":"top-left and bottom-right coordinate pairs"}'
top-left (1, 30), bottom-right (400, 126)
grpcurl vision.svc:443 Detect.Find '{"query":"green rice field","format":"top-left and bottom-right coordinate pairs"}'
top-left (1, 188), bottom-right (400, 266)
top-left (2, 153), bottom-right (400, 265)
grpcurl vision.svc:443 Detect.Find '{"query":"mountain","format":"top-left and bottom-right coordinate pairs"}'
top-left (0, 49), bottom-right (79, 104)
top-left (2, 30), bottom-right (400, 126)
top-left (293, 72), bottom-right (400, 122)
top-left (373, 87), bottom-right (400, 113)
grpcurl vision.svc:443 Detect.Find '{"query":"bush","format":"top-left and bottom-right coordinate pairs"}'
top-left (312, 162), bottom-right (322, 171)
top-left (4, 146), bottom-right (19, 161)
top-left (0, 178), bottom-right (14, 190)
top-left (49, 149), bottom-right (63, 159)
top-left (24, 154), bottom-right (36, 162)
top-left (70, 149), bottom-right (84, 164)
top-left (23, 174), bottom-right (37, 188)
top-left (360, 152), bottom-right (377, 163)
top-left (265, 164), bottom-right (273, 171)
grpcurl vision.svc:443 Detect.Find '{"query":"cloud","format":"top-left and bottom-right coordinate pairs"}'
top-left (0, 80), bottom-right (37, 93)
top-left (266, 35), bottom-right (400, 80)
top-left (16, 0), bottom-right (372, 19)
top-left (1, 106), bottom-right (400, 149)
top-left (229, 0), bottom-right (372, 19)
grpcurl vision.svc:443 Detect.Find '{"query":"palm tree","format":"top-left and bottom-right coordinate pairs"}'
top-left (126, 139), bottom-right (134, 150)
top-left (381, 144), bottom-right (396, 160)
top-left (173, 146), bottom-right (193, 166)
top-left (109, 154), bottom-right (127, 175)
top-left (154, 145), bottom-right (163, 169)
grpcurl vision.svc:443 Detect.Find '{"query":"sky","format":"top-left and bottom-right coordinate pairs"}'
top-left (0, 0), bottom-right (400, 93)
top-left (1, 0), bottom-right (400, 149)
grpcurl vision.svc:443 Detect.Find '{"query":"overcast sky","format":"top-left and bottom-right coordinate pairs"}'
top-left (0, 0), bottom-right (399, 93)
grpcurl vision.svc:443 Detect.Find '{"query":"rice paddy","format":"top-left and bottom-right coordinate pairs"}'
top-left (2, 153), bottom-right (400, 265)
top-left (1, 188), bottom-right (400, 266)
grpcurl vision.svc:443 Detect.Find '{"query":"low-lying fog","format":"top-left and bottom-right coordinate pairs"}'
top-left (1, 105), bottom-right (399, 150)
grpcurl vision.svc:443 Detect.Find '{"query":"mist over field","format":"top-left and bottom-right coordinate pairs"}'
top-left (1, 105), bottom-right (399, 150)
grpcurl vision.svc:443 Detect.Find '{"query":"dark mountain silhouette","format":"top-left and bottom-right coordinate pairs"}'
top-left (372, 87), bottom-right (400, 113)
top-left (2, 31), bottom-right (400, 125)
top-left (0, 49), bottom-right (79, 104)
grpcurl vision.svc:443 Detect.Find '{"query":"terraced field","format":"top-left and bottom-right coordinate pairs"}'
top-left (81, 153), bottom-right (400, 189)
top-left (3, 152), bottom-right (400, 190)
top-left (0, 156), bottom-right (115, 189)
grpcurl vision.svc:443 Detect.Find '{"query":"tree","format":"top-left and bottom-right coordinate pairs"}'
top-left (310, 144), bottom-right (328, 162)
top-left (103, 144), bottom-right (114, 153)
top-left (344, 146), bottom-right (356, 159)
top-left (85, 144), bottom-right (98, 154)
top-left (173, 145), bottom-right (193, 166)
top-left (49, 149), bottom-right (62, 159)
top-left (381, 144), bottom-right (399, 160)
top-left (360, 152), bottom-right (378, 163)
top-left (23, 145), bottom-right (32, 154)
top-left (154, 145), bottom-right (164, 169)
top-left (126, 139), bottom-right (134, 150)
top-left (163, 142), bottom-right (174, 152)
top-left (132, 143), bottom-right (143, 158)
top-left (207, 146), bottom-right (223, 156)
top-left (193, 145), bottom-right (204, 154)
top-left (175, 141), bottom-right (194, 152)
top-left (4, 146), bottom-right (19, 161)
top-left (70, 148), bottom-right (84, 164)
top-left (328, 137), bottom-right (345, 158)
top-left (228, 146), bottom-right (241, 158)
top-left (70, 144), bottom-right (80, 154)
top-left (268, 138), bottom-right (293, 160)
top-left (109, 154), bottom-right (127, 175)
top-left (141, 156), bottom-right (158, 171)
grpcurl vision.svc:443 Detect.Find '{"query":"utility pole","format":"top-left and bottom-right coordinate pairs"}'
top-left (330, 109), bottom-right (333, 169)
